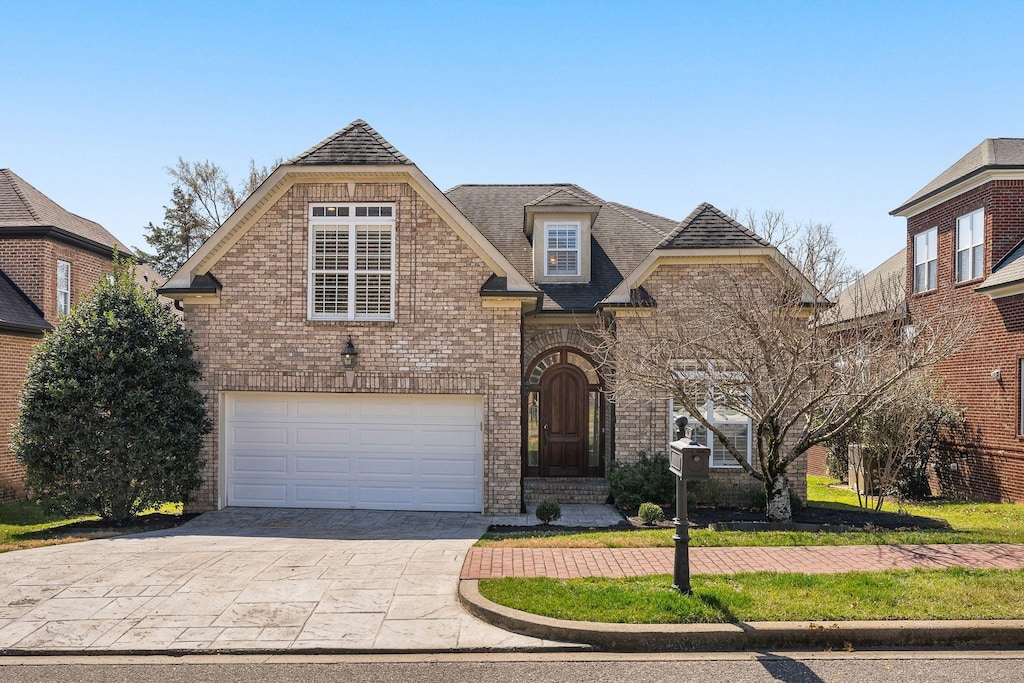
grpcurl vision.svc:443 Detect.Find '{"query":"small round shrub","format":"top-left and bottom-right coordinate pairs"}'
top-left (638, 502), bottom-right (665, 525)
top-left (535, 498), bottom-right (562, 525)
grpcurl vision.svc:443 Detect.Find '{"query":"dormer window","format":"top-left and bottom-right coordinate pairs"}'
top-left (544, 222), bottom-right (581, 277)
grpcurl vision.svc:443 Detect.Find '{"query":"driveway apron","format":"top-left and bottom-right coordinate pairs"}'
top-left (0, 508), bottom-right (560, 651)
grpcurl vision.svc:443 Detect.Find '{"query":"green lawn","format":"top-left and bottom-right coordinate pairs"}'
top-left (478, 477), bottom-right (1024, 548)
top-left (0, 500), bottom-right (185, 553)
top-left (478, 568), bottom-right (1024, 623)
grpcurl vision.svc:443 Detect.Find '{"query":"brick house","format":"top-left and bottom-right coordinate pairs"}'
top-left (160, 120), bottom-right (811, 515)
top-left (888, 139), bottom-right (1024, 503)
top-left (0, 169), bottom-right (140, 500)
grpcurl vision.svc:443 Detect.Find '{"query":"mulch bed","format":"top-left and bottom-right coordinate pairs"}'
top-left (626, 503), bottom-right (949, 532)
top-left (25, 512), bottom-right (199, 540)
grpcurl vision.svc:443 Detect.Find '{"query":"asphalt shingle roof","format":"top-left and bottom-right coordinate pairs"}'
top-left (977, 237), bottom-right (1024, 294)
top-left (658, 203), bottom-right (770, 249)
top-left (290, 120), bottom-right (412, 166)
top-left (828, 248), bottom-right (906, 323)
top-left (0, 169), bottom-right (126, 250)
top-left (0, 268), bottom-right (50, 332)
top-left (893, 139), bottom-right (1024, 215)
top-left (445, 184), bottom-right (680, 311)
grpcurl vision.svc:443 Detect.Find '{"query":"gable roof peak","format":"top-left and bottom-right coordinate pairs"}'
top-left (289, 119), bottom-right (412, 166)
top-left (658, 202), bottom-right (770, 250)
top-left (892, 138), bottom-right (1024, 215)
top-left (0, 168), bottom-right (125, 250)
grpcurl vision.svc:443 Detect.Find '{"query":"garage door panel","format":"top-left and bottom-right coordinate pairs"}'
top-left (294, 455), bottom-right (351, 475)
top-left (225, 392), bottom-right (483, 511)
top-left (295, 400), bottom-right (354, 419)
top-left (232, 398), bottom-right (290, 419)
top-left (419, 428), bottom-right (480, 448)
top-left (232, 454), bottom-right (289, 473)
top-left (231, 427), bottom-right (289, 446)
top-left (357, 428), bottom-right (415, 447)
top-left (294, 427), bottom-right (351, 446)
top-left (295, 484), bottom-right (351, 505)
top-left (231, 483), bottom-right (288, 504)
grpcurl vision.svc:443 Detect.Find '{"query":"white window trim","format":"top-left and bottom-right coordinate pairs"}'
top-left (543, 221), bottom-right (581, 277)
top-left (669, 369), bottom-right (753, 469)
top-left (956, 208), bottom-right (984, 282)
top-left (913, 227), bottom-right (938, 293)
top-left (307, 204), bottom-right (395, 321)
top-left (56, 260), bottom-right (71, 316)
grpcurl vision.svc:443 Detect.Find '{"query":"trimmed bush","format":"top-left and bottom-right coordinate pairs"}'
top-left (638, 502), bottom-right (665, 525)
top-left (608, 452), bottom-right (675, 509)
top-left (535, 498), bottom-right (562, 525)
top-left (13, 257), bottom-right (210, 524)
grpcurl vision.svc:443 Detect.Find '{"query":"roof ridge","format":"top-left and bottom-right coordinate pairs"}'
top-left (1, 169), bottom-right (42, 223)
top-left (289, 119), bottom-right (410, 165)
top-left (657, 202), bottom-right (770, 249)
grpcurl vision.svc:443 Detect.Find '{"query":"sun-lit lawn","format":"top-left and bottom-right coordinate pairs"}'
top-left (0, 500), bottom-right (185, 553)
top-left (477, 477), bottom-right (1024, 548)
top-left (478, 568), bottom-right (1024, 623)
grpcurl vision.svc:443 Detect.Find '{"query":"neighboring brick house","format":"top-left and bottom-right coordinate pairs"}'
top-left (889, 139), bottom-right (1024, 503)
top-left (160, 120), bottom-right (813, 515)
top-left (0, 169), bottom-right (132, 500)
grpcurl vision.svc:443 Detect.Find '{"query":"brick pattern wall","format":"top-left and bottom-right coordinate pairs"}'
top-left (807, 444), bottom-right (829, 478)
top-left (0, 239), bottom-right (114, 502)
top-left (0, 240), bottom-right (113, 321)
top-left (907, 179), bottom-right (1024, 503)
top-left (183, 181), bottom-right (523, 514)
top-left (0, 332), bottom-right (40, 501)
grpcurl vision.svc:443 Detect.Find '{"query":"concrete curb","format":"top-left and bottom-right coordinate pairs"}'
top-left (459, 579), bottom-right (1024, 652)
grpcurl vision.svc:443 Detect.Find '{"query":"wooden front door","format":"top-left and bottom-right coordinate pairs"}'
top-left (539, 364), bottom-right (588, 476)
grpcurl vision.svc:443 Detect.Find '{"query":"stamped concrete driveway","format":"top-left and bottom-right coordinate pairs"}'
top-left (0, 508), bottom-right (567, 652)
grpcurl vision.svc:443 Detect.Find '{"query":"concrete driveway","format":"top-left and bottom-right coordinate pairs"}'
top-left (0, 508), bottom-right (568, 652)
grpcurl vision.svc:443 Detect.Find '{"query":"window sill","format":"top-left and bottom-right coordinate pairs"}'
top-left (306, 318), bottom-right (395, 325)
top-left (954, 277), bottom-right (984, 289)
top-left (910, 289), bottom-right (938, 299)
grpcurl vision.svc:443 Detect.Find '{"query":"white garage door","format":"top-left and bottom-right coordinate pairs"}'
top-left (224, 392), bottom-right (484, 512)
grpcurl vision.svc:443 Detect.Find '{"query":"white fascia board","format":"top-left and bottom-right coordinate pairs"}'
top-left (893, 169), bottom-right (1024, 219)
top-left (164, 164), bottom-right (536, 294)
top-left (977, 280), bottom-right (1024, 299)
top-left (603, 247), bottom-right (824, 305)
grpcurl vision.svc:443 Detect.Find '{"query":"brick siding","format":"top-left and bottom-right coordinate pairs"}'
top-left (906, 179), bottom-right (1024, 502)
top-left (0, 332), bottom-right (40, 501)
top-left (183, 181), bottom-right (523, 515)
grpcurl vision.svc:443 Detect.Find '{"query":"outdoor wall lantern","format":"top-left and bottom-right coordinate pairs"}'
top-left (341, 336), bottom-right (358, 369)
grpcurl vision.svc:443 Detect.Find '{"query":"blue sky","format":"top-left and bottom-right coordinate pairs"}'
top-left (3, 1), bottom-right (1024, 273)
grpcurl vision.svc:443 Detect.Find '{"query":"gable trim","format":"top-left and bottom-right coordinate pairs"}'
top-left (891, 168), bottom-right (1024, 218)
top-left (601, 247), bottom-right (824, 306)
top-left (163, 164), bottom-right (535, 293)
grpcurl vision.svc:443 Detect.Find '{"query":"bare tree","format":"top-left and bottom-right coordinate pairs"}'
top-left (144, 157), bottom-right (281, 276)
top-left (593, 224), bottom-right (972, 521)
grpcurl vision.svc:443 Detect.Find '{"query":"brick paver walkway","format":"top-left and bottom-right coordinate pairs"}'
top-left (461, 544), bottom-right (1024, 579)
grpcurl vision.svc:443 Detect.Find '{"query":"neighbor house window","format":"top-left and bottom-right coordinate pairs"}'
top-left (308, 204), bottom-right (394, 321)
top-left (56, 260), bottom-right (70, 316)
top-left (956, 208), bottom-right (984, 282)
top-left (544, 222), bottom-right (580, 276)
top-left (913, 227), bottom-right (937, 293)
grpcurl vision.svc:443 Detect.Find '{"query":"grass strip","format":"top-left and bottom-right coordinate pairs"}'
top-left (478, 568), bottom-right (1024, 623)
top-left (478, 477), bottom-right (1024, 548)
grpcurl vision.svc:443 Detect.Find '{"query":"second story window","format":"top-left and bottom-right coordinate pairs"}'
top-left (544, 222), bottom-right (580, 276)
top-left (308, 204), bottom-right (394, 321)
top-left (913, 227), bottom-right (937, 293)
top-left (956, 208), bottom-right (984, 282)
top-left (56, 260), bottom-right (71, 316)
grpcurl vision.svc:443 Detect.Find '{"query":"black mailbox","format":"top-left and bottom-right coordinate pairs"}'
top-left (670, 442), bottom-right (711, 480)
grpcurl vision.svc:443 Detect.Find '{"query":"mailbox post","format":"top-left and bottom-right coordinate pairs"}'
top-left (669, 416), bottom-right (710, 594)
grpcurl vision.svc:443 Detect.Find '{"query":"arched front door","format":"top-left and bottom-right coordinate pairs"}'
top-left (525, 348), bottom-right (604, 478)
top-left (539, 364), bottom-right (588, 476)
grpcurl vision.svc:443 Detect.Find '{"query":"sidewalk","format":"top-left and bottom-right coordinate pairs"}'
top-left (462, 543), bottom-right (1024, 579)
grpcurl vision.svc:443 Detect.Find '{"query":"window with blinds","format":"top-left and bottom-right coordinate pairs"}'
top-left (544, 222), bottom-right (580, 276)
top-left (308, 205), bottom-right (394, 320)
